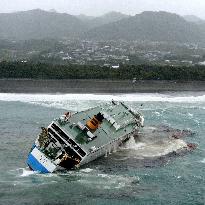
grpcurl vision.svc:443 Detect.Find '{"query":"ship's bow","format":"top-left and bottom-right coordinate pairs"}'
top-left (27, 147), bottom-right (57, 173)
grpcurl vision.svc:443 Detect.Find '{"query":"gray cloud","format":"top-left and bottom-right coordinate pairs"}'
top-left (1, 0), bottom-right (205, 18)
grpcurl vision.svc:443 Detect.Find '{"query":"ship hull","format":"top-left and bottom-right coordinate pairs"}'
top-left (27, 132), bottom-right (135, 173)
top-left (79, 133), bottom-right (133, 166)
top-left (27, 147), bottom-right (57, 173)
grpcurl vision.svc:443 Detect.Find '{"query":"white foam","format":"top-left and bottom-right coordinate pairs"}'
top-left (80, 168), bottom-right (93, 173)
top-left (97, 174), bottom-right (110, 178)
top-left (122, 136), bottom-right (146, 150)
top-left (121, 135), bottom-right (187, 158)
top-left (77, 171), bottom-right (139, 190)
top-left (0, 93), bottom-right (205, 105)
top-left (20, 168), bottom-right (37, 177)
top-left (188, 113), bottom-right (194, 117)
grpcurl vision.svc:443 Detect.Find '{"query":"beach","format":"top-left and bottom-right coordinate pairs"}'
top-left (0, 79), bottom-right (205, 93)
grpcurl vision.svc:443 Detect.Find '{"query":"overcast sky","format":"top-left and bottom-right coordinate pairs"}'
top-left (1, 0), bottom-right (205, 19)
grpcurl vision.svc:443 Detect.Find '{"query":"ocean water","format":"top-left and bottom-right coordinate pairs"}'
top-left (0, 92), bottom-right (205, 205)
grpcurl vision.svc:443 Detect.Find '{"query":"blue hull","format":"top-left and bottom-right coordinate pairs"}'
top-left (27, 153), bottom-right (50, 174)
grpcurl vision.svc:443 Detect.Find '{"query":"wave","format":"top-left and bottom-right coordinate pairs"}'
top-left (121, 135), bottom-right (187, 158)
top-left (20, 168), bottom-right (37, 177)
top-left (75, 168), bottom-right (139, 189)
top-left (0, 92), bottom-right (205, 104)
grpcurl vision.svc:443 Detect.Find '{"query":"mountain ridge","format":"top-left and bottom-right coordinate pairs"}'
top-left (0, 9), bottom-right (86, 40)
top-left (0, 9), bottom-right (204, 44)
top-left (76, 11), bottom-right (130, 28)
top-left (83, 11), bottom-right (205, 43)
top-left (183, 15), bottom-right (205, 24)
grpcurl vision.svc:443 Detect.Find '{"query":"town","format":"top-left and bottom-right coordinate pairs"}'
top-left (1, 39), bottom-right (205, 67)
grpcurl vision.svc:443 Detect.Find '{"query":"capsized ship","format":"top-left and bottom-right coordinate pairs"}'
top-left (27, 101), bottom-right (144, 173)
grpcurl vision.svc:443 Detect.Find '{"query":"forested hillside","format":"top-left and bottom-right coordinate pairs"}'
top-left (0, 61), bottom-right (204, 80)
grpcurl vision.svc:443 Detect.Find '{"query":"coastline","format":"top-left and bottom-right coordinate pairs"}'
top-left (0, 79), bottom-right (205, 93)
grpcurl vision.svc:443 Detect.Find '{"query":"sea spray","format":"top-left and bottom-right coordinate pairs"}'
top-left (1, 92), bottom-right (205, 104)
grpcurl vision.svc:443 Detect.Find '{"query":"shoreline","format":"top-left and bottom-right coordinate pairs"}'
top-left (0, 79), bottom-right (205, 93)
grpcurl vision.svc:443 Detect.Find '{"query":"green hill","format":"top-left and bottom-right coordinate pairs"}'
top-left (0, 9), bottom-right (86, 40)
top-left (84, 11), bottom-right (205, 43)
top-left (183, 15), bottom-right (205, 24)
top-left (0, 10), bottom-right (205, 44)
top-left (87, 11), bottom-right (130, 28)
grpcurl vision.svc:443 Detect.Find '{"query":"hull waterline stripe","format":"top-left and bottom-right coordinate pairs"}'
top-left (27, 154), bottom-right (50, 173)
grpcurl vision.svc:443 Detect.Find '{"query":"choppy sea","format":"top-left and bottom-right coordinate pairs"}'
top-left (0, 92), bottom-right (205, 205)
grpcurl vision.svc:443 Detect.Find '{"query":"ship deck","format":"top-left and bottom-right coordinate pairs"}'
top-left (53, 102), bottom-right (141, 153)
